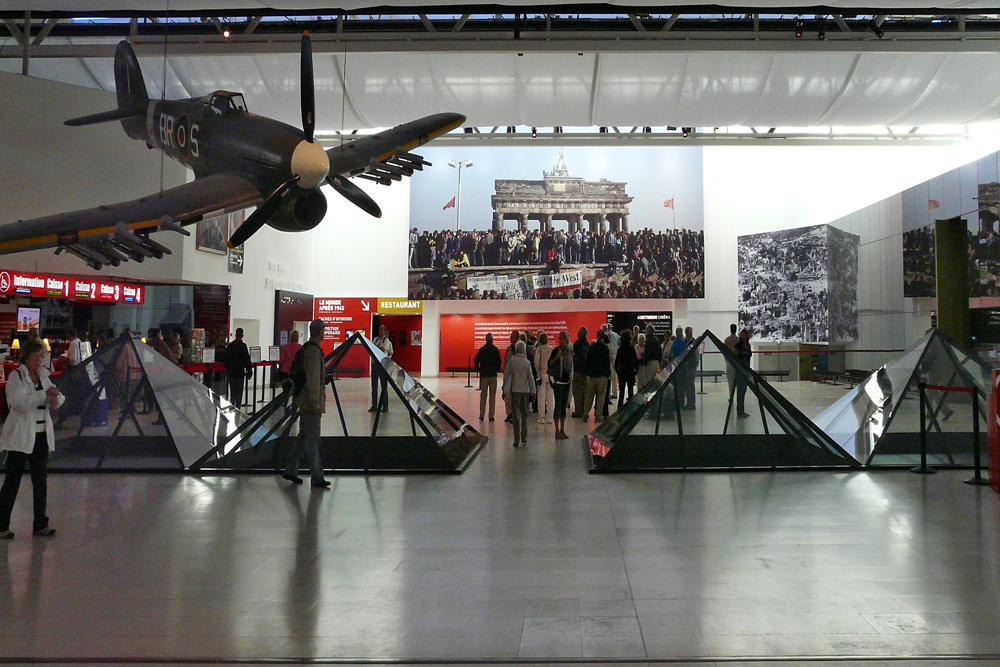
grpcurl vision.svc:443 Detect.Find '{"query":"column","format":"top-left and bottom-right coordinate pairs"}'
top-left (935, 216), bottom-right (970, 349)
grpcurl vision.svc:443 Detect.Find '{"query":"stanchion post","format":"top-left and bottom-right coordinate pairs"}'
top-left (697, 351), bottom-right (706, 395)
top-left (912, 382), bottom-right (937, 474)
top-left (465, 354), bottom-right (474, 388)
top-left (965, 391), bottom-right (990, 486)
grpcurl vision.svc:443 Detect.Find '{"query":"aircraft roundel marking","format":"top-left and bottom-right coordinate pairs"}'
top-left (175, 114), bottom-right (191, 159)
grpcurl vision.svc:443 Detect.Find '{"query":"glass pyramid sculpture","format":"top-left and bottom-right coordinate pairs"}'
top-left (588, 329), bottom-right (858, 471)
top-left (207, 331), bottom-right (487, 473)
top-left (43, 332), bottom-right (246, 470)
top-left (814, 329), bottom-right (990, 466)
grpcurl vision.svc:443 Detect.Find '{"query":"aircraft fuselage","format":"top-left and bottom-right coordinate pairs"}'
top-left (143, 93), bottom-right (302, 197)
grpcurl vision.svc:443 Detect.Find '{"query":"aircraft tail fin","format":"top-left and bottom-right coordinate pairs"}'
top-left (114, 40), bottom-right (149, 139)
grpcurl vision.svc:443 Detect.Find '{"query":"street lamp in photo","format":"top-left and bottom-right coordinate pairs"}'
top-left (447, 160), bottom-right (473, 231)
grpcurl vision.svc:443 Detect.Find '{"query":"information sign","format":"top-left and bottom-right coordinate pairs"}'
top-left (0, 269), bottom-right (144, 304)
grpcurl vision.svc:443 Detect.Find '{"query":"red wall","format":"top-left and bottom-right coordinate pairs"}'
top-left (380, 314), bottom-right (422, 375)
top-left (439, 311), bottom-right (607, 372)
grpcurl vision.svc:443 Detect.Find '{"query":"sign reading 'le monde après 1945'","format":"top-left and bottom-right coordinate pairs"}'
top-left (0, 270), bottom-right (144, 304)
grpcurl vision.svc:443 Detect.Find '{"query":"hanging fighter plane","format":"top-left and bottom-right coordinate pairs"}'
top-left (0, 33), bottom-right (465, 270)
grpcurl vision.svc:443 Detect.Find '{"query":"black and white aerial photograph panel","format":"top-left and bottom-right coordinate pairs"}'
top-left (738, 224), bottom-right (857, 343)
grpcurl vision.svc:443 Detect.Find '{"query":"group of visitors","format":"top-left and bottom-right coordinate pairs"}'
top-left (474, 322), bottom-right (756, 448)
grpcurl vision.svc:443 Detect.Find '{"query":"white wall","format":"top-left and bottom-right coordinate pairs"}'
top-left (700, 135), bottom-right (1000, 363)
top-left (0, 71), bottom-right (187, 280)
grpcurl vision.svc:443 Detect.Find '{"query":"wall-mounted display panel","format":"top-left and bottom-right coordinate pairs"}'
top-left (408, 146), bottom-right (704, 300)
top-left (738, 225), bottom-right (859, 343)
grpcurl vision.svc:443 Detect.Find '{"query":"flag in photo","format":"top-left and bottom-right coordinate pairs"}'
top-left (443, 197), bottom-right (456, 211)
top-left (664, 198), bottom-right (674, 209)
top-left (928, 199), bottom-right (940, 210)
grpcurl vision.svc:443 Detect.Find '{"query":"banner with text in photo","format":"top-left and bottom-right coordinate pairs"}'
top-left (408, 145), bottom-right (704, 301)
top-left (439, 311), bottom-right (608, 373)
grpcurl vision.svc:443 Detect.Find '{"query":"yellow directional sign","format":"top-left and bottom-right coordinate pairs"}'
top-left (378, 298), bottom-right (423, 315)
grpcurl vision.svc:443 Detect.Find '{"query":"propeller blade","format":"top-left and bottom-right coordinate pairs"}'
top-left (301, 31), bottom-right (316, 143)
top-left (229, 176), bottom-right (299, 247)
top-left (327, 175), bottom-right (382, 218)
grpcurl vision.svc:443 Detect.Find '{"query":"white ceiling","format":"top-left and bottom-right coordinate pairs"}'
top-left (4, 3), bottom-right (1000, 131)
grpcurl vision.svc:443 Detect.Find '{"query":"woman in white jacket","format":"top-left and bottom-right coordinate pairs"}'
top-left (0, 338), bottom-right (64, 539)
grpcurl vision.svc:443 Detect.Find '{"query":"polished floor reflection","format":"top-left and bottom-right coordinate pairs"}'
top-left (0, 378), bottom-right (998, 666)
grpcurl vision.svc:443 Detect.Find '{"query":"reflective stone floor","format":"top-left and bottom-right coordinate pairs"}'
top-left (1, 378), bottom-right (998, 667)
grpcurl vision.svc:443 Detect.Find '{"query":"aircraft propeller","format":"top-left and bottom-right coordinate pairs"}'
top-left (228, 31), bottom-right (328, 248)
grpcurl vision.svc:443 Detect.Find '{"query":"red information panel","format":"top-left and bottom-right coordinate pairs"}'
top-left (313, 297), bottom-right (375, 374)
top-left (0, 270), bottom-right (144, 304)
top-left (990, 370), bottom-right (1000, 493)
top-left (439, 311), bottom-right (608, 373)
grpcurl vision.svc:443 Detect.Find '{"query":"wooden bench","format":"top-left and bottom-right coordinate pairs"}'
top-left (803, 370), bottom-right (837, 384)
top-left (838, 369), bottom-right (872, 388)
top-left (447, 366), bottom-right (475, 378)
top-left (758, 370), bottom-right (790, 382)
top-left (331, 366), bottom-right (365, 380)
top-left (695, 369), bottom-right (724, 382)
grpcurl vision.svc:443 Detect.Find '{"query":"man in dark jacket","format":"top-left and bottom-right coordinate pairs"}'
top-left (474, 333), bottom-right (502, 421)
top-left (571, 327), bottom-right (590, 417)
top-left (224, 328), bottom-right (253, 410)
top-left (582, 331), bottom-right (611, 422)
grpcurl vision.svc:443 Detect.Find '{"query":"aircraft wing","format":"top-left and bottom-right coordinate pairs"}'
top-left (326, 112), bottom-right (465, 186)
top-left (0, 173), bottom-right (262, 268)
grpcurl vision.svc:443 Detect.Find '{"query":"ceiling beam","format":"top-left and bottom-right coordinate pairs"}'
top-left (7, 31), bottom-right (1000, 58)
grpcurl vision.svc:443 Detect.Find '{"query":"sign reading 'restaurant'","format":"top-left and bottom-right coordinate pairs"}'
top-left (0, 270), bottom-right (144, 304)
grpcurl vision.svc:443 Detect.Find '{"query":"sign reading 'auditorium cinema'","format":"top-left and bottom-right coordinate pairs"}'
top-left (0, 270), bottom-right (144, 304)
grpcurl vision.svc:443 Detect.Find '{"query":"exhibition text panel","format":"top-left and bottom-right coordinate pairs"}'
top-left (439, 311), bottom-right (607, 372)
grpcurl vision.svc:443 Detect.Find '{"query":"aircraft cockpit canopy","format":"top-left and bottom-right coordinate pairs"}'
top-left (207, 91), bottom-right (249, 115)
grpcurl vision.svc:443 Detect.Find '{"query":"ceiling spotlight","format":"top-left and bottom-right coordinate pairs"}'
top-left (794, 18), bottom-right (803, 38)
top-left (682, 127), bottom-right (692, 138)
top-left (531, 126), bottom-right (537, 138)
top-left (817, 17), bottom-right (826, 40)
top-left (222, 25), bottom-right (231, 39)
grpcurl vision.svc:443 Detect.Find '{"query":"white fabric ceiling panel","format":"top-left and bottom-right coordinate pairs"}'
top-left (741, 53), bottom-right (858, 128)
top-left (342, 53), bottom-right (514, 127)
top-left (888, 53), bottom-right (1000, 126)
top-left (819, 53), bottom-right (951, 126)
top-left (591, 53), bottom-right (689, 126)
top-left (594, 52), bottom-right (780, 127)
top-left (9, 46), bottom-right (1000, 131)
top-left (512, 53), bottom-right (597, 127)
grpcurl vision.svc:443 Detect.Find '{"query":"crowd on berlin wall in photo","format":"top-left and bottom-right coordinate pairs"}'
top-left (904, 225), bottom-right (1000, 298)
top-left (408, 226), bottom-right (705, 300)
top-left (738, 227), bottom-right (830, 342)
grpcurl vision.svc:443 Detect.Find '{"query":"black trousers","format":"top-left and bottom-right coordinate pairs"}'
top-left (0, 433), bottom-right (49, 532)
top-left (228, 374), bottom-right (245, 409)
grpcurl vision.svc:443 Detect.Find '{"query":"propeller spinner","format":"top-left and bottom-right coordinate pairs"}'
top-left (228, 32), bottom-right (329, 248)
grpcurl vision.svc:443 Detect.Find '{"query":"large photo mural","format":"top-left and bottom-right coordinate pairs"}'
top-left (407, 146), bottom-right (704, 300)
top-left (738, 225), bottom-right (859, 343)
top-left (902, 150), bottom-right (1000, 299)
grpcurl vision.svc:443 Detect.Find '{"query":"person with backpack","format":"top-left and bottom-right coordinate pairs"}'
top-left (282, 319), bottom-right (330, 488)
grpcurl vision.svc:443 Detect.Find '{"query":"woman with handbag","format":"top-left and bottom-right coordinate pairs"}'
top-left (0, 338), bottom-right (65, 539)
